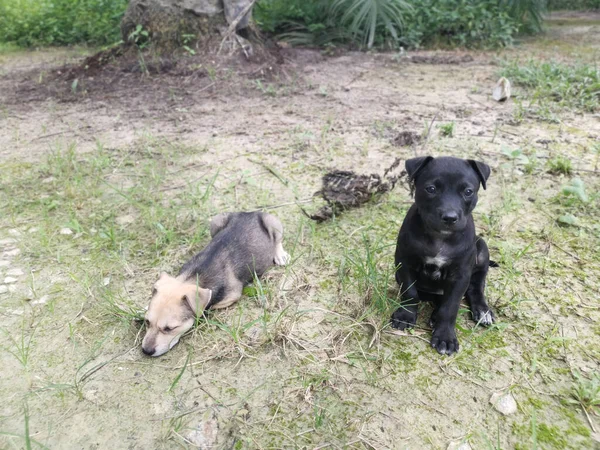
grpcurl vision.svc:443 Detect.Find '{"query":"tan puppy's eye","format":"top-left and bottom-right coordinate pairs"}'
top-left (151, 287), bottom-right (157, 296)
top-left (163, 326), bottom-right (173, 333)
top-left (145, 319), bottom-right (150, 328)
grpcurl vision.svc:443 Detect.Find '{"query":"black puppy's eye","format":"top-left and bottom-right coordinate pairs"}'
top-left (425, 185), bottom-right (436, 194)
top-left (464, 188), bottom-right (474, 197)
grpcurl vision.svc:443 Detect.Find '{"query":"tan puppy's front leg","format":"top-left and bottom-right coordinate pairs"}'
top-left (261, 213), bottom-right (290, 266)
top-left (211, 280), bottom-right (244, 310)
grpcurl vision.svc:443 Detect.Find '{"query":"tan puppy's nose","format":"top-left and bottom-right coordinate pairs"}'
top-left (142, 346), bottom-right (155, 356)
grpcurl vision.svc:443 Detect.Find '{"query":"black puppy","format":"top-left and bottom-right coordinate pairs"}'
top-left (391, 156), bottom-right (494, 355)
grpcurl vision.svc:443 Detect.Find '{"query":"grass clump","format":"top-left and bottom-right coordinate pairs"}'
top-left (501, 60), bottom-right (600, 114)
top-left (0, 0), bottom-right (128, 47)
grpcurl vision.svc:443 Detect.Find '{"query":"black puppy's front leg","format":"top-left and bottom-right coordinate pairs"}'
top-left (430, 275), bottom-right (470, 355)
top-left (391, 267), bottom-right (420, 330)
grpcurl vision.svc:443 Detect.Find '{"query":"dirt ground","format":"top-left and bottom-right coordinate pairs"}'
top-left (1, 13), bottom-right (599, 450)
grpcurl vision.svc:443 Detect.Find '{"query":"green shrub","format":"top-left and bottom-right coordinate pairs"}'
top-left (255, 0), bottom-right (545, 49)
top-left (0, 0), bottom-right (128, 47)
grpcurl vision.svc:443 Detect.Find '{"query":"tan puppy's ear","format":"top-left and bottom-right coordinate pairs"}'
top-left (182, 285), bottom-right (212, 315)
top-left (159, 272), bottom-right (170, 280)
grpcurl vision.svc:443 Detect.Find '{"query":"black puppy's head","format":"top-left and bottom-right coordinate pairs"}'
top-left (406, 156), bottom-right (490, 234)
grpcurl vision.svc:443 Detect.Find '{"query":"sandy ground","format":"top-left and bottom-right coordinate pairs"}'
top-left (0, 13), bottom-right (599, 450)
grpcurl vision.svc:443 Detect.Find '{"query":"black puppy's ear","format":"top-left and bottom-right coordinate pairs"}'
top-left (405, 156), bottom-right (434, 182)
top-left (468, 160), bottom-right (491, 190)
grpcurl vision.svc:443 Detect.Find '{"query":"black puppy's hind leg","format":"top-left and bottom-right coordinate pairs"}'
top-left (391, 269), bottom-right (420, 330)
top-left (466, 238), bottom-right (495, 326)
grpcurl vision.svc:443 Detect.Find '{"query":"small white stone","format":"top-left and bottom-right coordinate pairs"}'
top-left (0, 285), bottom-right (8, 294)
top-left (4, 277), bottom-right (18, 284)
top-left (8, 229), bottom-right (21, 236)
top-left (42, 177), bottom-right (55, 183)
top-left (4, 248), bottom-right (21, 257)
top-left (28, 227), bottom-right (39, 233)
top-left (60, 228), bottom-right (73, 235)
top-left (490, 392), bottom-right (517, 415)
top-left (102, 277), bottom-right (110, 286)
top-left (0, 261), bottom-right (10, 267)
top-left (31, 295), bottom-right (49, 306)
top-left (447, 442), bottom-right (472, 450)
top-left (0, 238), bottom-right (17, 246)
top-left (6, 268), bottom-right (24, 277)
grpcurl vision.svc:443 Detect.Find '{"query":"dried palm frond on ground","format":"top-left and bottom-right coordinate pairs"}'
top-left (306, 158), bottom-right (406, 222)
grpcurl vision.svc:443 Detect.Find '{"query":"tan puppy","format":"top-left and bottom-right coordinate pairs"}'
top-left (142, 211), bottom-right (289, 356)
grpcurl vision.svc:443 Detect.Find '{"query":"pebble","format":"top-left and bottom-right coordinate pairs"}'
top-left (0, 261), bottom-right (10, 268)
top-left (8, 229), bottom-right (21, 236)
top-left (6, 268), bottom-right (24, 277)
top-left (185, 415), bottom-right (218, 449)
top-left (4, 248), bottom-right (20, 257)
top-left (60, 228), bottom-right (73, 235)
top-left (4, 277), bottom-right (18, 284)
top-left (448, 442), bottom-right (471, 450)
top-left (0, 238), bottom-right (17, 246)
top-left (0, 285), bottom-right (8, 294)
top-left (490, 392), bottom-right (517, 415)
top-left (31, 295), bottom-right (49, 306)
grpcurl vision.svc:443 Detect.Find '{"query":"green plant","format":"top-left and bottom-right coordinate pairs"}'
top-left (438, 122), bottom-right (455, 137)
top-left (0, 0), bottom-right (127, 47)
top-left (331, 0), bottom-right (411, 48)
top-left (561, 178), bottom-right (588, 203)
top-left (548, 156), bottom-right (572, 175)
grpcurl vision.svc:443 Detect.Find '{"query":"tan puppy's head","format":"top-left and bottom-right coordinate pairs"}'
top-left (142, 273), bottom-right (212, 357)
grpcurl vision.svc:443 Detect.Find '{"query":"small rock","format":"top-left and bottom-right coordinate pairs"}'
top-left (0, 285), bottom-right (8, 294)
top-left (60, 228), bottom-right (73, 235)
top-left (3, 248), bottom-right (20, 257)
top-left (42, 176), bottom-right (55, 183)
top-left (102, 277), bottom-right (110, 286)
top-left (0, 261), bottom-right (10, 267)
top-left (4, 277), bottom-right (18, 284)
top-left (490, 392), bottom-right (517, 415)
top-left (6, 268), bottom-right (24, 277)
top-left (492, 77), bottom-right (511, 102)
top-left (116, 215), bottom-right (135, 226)
top-left (185, 414), bottom-right (218, 450)
top-left (447, 441), bottom-right (472, 450)
top-left (8, 229), bottom-right (21, 236)
top-left (0, 238), bottom-right (17, 246)
top-left (31, 295), bottom-right (49, 306)
top-left (28, 227), bottom-right (39, 233)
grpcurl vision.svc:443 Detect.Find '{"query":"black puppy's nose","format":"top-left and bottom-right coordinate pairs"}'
top-left (441, 212), bottom-right (458, 225)
top-left (142, 346), bottom-right (155, 356)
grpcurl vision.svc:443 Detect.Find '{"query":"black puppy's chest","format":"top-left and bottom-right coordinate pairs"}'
top-left (416, 252), bottom-right (449, 294)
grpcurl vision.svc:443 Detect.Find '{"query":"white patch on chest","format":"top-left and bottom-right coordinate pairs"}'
top-left (425, 254), bottom-right (447, 267)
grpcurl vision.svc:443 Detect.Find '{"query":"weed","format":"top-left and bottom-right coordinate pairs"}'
top-left (438, 122), bottom-right (455, 138)
top-left (548, 156), bottom-right (572, 175)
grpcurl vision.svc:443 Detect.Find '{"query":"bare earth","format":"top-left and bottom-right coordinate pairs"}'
top-left (0, 14), bottom-right (599, 450)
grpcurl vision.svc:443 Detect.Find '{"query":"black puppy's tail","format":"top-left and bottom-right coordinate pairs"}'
top-left (489, 260), bottom-right (500, 268)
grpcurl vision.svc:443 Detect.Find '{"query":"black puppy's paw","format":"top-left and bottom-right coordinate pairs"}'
top-left (391, 308), bottom-right (417, 330)
top-left (471, 307), bottom-right (495, 326)
top-left (430, 327), bottom-right (459, 355)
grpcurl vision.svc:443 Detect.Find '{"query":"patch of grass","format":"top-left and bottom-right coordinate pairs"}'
top-left (438, 122), bottom-right (455, 137)
top-left (547, 156), bottom-right (572, 175)
top-left (501, 60), bottom-right (600, 116)
top-left (0, 0), bottom-right (128, 47)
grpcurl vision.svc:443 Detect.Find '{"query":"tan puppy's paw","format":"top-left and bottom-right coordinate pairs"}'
top-left (274, 246), bottom-right (290, 266)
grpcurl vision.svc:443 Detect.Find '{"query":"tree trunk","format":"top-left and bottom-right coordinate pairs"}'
top-left (120, 0), bottom-right (254, 50)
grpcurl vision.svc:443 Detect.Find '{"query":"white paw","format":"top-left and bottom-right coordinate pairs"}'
top-left (274, 251), bottom-right (290, 266)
